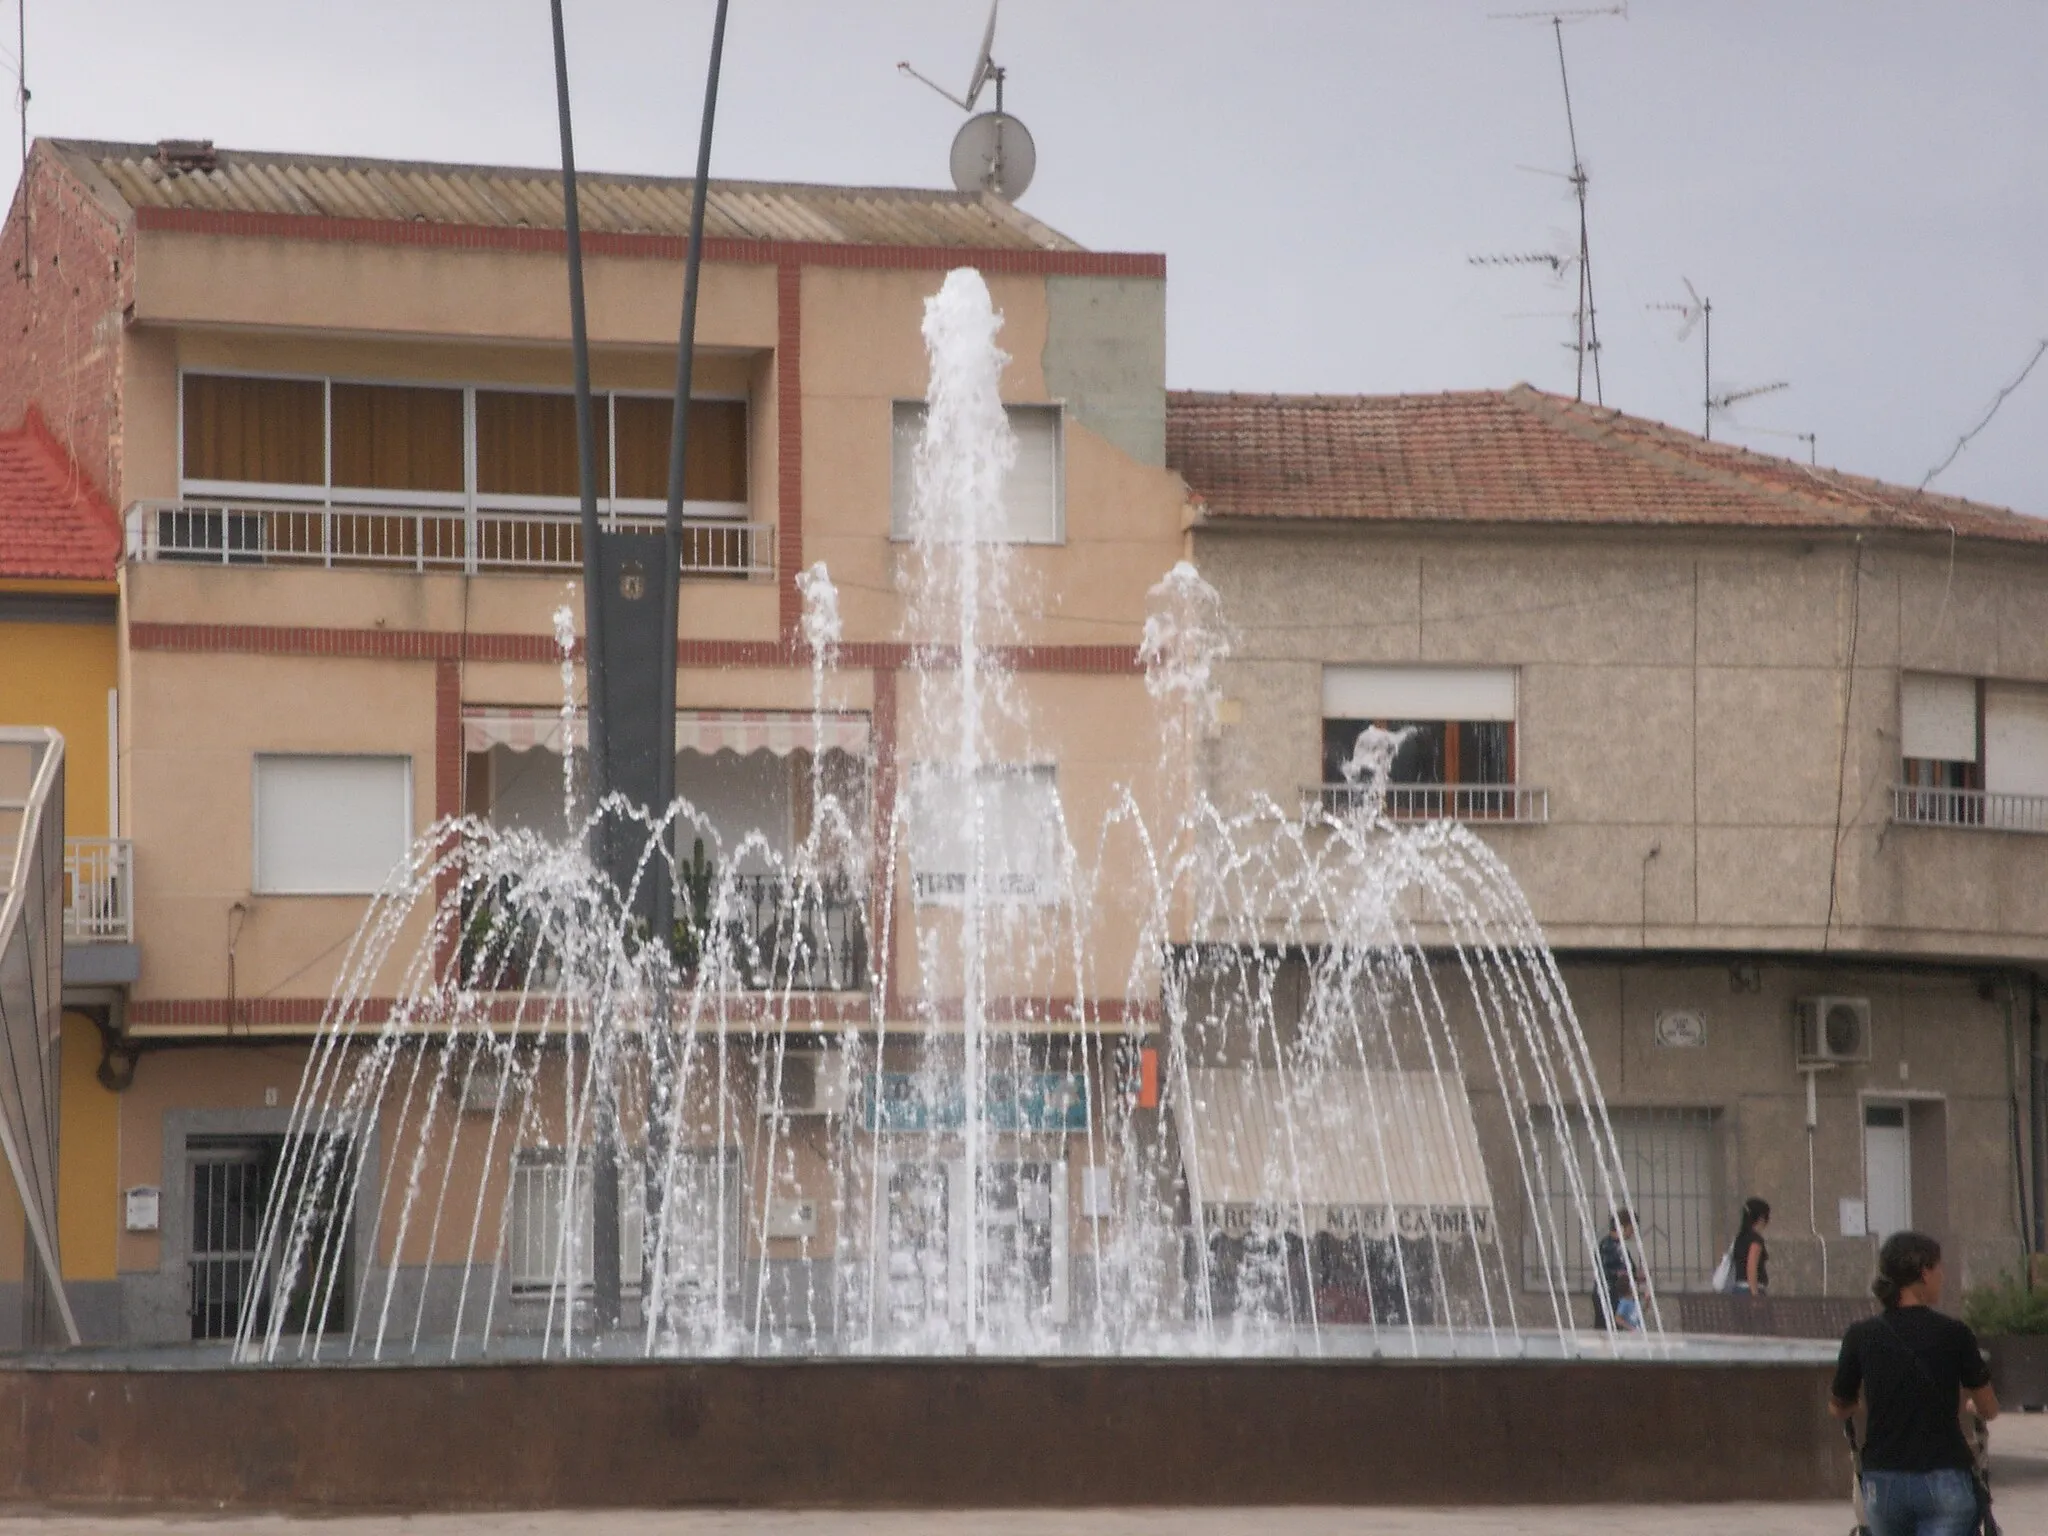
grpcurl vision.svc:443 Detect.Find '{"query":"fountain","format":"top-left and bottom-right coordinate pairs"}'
top-left (229, 267), bottom-right (1661, 1368)
top-left (0, 267), bottom-right (1848, 1513)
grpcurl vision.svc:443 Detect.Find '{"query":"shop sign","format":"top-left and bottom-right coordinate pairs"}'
top-left (1201, 1200), bottom-right (1495, 1243)
top-left (865, 1071), bottom-right (1089, 1134)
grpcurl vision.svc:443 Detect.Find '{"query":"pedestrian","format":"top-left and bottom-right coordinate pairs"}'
top-left (1830, 1230), bottom-right (1998, 1536)
top-left (1595, 1208), bottom-right (1645, 1331)
top-left (1721, 1195), bottom-right (1770, 1295)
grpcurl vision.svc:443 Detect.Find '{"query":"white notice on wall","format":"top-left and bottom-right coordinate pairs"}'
top-left (1839, 1197), bottom-right (1868, 1239)
top-left (125, 1185), bottom-right (161, 1233)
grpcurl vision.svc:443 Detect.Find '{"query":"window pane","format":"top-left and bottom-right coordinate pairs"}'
top-left (254, 754), bottom-right (412, 894)
top-left (475, 390), bottom-right (609, 498)
top-left (908, 763), bottom-right (1059, 905)
top-left (1386, 722), bottom-right (1445, 785)
top-left (182, 374), bottom-right (325, 486)
top-left (613, 397), bottom-right (749, 503)
top-left (1457, 722), bottom-right (1512, 784)
top-left (330, 383), bottom-right (464, 493)
top-left (891, 401), bottom-right (1061, 542)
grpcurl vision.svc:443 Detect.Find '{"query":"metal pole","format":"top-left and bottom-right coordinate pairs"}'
top-left (1702, 298), bottom-right (1713, 440)
top-left (653, 0), bottom-right (732, 964)
top-left (549, 0), bottom-right (622, 1334)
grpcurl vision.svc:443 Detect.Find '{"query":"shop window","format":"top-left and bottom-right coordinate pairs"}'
top-left (253, 754), bottom-right (413, 894)
top-left (181, 373), bottom-right (325, 488)
top-left (890, 401), bottom-right (1064, 543)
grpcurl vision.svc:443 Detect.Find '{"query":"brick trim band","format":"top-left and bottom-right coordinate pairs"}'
top-left (131, 206), bottom-right (1167, 279)
top-left (127, 623), bottom-right (1142, 674)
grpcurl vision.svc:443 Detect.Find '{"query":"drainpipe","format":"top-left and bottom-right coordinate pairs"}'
top-left (1804, 1066), bottom-right (1827, 1296)
top-left (2033, 975), bottom-right (2045, 1258)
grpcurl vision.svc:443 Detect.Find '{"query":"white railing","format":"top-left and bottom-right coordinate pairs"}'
top-left (1308, 783), bottom-right (1551, 825)
top-left (1892, 784), bottom-right (2048, 835)
top-left (63, 836), bottom-right (133, 943)
top-left (125, 499), bottom-right (773, 579)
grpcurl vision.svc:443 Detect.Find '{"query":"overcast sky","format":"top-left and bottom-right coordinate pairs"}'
top-left (10, 2), bottom-right (2045, 514)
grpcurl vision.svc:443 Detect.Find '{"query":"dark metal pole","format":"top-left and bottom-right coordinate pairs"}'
top-left (652, 0), bottom-right (732, 964)
top-left (550, 0), bottom-right (622, 1333)
top-left (2032, 974), bottom-right (2045, 1257)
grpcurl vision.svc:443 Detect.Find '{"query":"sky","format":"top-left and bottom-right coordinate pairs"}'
top-left (7, 1), bottom-right (2045, 514)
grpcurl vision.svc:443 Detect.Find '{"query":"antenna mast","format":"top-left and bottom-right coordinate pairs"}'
top-left (1484, 5), bottom-right (1622, 402)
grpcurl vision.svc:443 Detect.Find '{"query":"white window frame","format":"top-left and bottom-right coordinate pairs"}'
top-left (889, 399), bottom-right (1066, 545)
top-left (251, 753), bottom-right (414, 896)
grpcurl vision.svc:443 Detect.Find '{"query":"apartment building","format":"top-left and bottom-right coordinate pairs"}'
top-left (0, 138), bottom-right (1184, 1346)
top-left (1172, 386), bottom-right (2048, 1313)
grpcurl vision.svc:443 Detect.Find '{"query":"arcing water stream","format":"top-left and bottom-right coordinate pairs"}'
top-left (242, 269), bottom-right (1655, 1363)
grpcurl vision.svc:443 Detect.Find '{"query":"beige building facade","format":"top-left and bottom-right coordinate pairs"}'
top-left (1174, 387), bottom-right (2048, 1308)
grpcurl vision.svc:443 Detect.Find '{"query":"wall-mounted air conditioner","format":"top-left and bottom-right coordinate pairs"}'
top-left (758, 1050), bottom-right (849, 1117)
top-left (1795, 997), bottom-right (1872, 1066)
top-left (765, 1198), bottom-right (820, 1239)
top-left (460, 1061), bottom-right (511, 1114)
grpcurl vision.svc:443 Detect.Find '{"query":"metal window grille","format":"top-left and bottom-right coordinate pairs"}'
top-left (1520, 1106), bottom-right (1723, 1295)
top-left (187, 1142), bottom-right (271, 1342)
top-left (508, 1149), bottom-right (742, 1298)
top-left (1892, 784), bottom-right (2048, 834)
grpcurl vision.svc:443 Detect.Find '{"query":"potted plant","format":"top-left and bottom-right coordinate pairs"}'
top-left (1962, 1272), bottom-right (2048, 1410)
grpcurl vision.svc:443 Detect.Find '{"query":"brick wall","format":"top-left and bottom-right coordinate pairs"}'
top-left (0, 147), bottom-right (134, 502)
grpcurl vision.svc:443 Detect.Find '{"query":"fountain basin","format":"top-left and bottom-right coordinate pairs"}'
top-left (0, 1354), bottom-right (1845, 1510)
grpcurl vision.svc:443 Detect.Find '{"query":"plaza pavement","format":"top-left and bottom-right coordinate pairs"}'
top-left (3, 1410), bottom-right (2041, 1534)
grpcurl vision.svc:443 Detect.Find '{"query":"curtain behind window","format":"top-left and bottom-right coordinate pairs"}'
top-left (476, 390), bottom-right (609, 498)
top-left (182, 374), bottom-right (325, 486)
top-left (330, 383), bottom-right (464, 492)
top-left (613, 397), bottom-right (748, 504)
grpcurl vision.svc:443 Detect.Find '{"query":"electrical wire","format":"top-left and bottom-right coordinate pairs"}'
top-left (1920, 338), bottom-right (2048, 490)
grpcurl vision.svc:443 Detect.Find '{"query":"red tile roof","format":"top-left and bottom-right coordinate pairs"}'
top-left (1168, 384), bottom-right (2048, 548)
top-left (0, 409), bottom-right (122, 580)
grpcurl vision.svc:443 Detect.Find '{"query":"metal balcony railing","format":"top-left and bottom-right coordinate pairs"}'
top-left (1891, 784), bottom-right (2048, 835)
top-left (125, 499), bottom-right (773, 579)
top-left (63, 837), bottom-right (133, 943)
top-left (1308, 782), bottom-right (1550, 825)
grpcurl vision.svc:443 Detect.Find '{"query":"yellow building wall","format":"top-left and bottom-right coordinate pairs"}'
top-left (0, 600), bottom-right (117, 838)
top-left (57, 1013), bottom-right (119, 1280)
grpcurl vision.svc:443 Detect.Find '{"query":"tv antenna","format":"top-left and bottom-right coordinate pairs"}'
top-left (1483, 7), bottom-right (1624, 404)
top-left (1648, 280), bottom-right (1788, 439)
top-left (899, 0), bottom-right (1036, 201)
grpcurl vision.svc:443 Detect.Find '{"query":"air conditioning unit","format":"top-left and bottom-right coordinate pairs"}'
top-left (759, 1050), bottom-right (849, 1117)
top-left (765, 1198), bottom-right (820, 1240)
top-left (1795, 997), bottom-right (1872, 1066)
top-left (460, 1061), bottom-right (511, 1114)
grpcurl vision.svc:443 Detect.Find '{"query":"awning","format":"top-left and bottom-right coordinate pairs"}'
top-left (463, 708), bottom-right (869, 757)
top-left (1171, 1068), bottom-right (1495, 1241)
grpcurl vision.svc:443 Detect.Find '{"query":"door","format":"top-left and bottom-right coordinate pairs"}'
top-left (187, 1134), bottom-right (351, 1343)
top-left (1864, 1104), bottom-right (1912, 1242)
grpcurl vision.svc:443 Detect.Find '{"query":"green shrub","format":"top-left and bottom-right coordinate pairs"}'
top-left (1962, 1274), bottom-right (2048, 1336)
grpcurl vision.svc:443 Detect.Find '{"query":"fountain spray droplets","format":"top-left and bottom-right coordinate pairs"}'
top-left (244, 267), bottom-right (1660, 1366)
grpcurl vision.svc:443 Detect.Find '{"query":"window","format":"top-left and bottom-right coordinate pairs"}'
top-left (507, 1147), bottom-right (742, 1303)
top-left (253, 754), bottom-right (413, 894)
top-left (906, 763), bottom-right (1061, 906)
top-left (890, 401), bottom-right (1063, 543)
top-left (1897, 673), bottom-right (2048, 831)
top-left (1320, 665), bottom-right (1531, 820)
top-left (1521, 1107), bottom-right (1722, 1294)
top-left (179, 373), bottom-right (746, 513)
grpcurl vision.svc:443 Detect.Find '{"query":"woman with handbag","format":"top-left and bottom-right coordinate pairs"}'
top-left (1829, 1230), bottom-right (2000, 1536)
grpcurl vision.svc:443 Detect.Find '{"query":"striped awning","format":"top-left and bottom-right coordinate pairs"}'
top-left (1171, 1068), bottom-right (1495, 1241)
top-left (463, 707), bottom-right (868, 758)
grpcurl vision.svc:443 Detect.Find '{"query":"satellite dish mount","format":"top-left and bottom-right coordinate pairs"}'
top-left (899, 1), bottom-right (1036, 202)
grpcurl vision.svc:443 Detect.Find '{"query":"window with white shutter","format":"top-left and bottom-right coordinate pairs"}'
top-left (1899, 673), bottom-right (1981, 792)
top-left (890, 401), bottom-right (1064, 543)
top-left (1319, 666), bottom-right (1531, 820)
top-left (252, 755), bottom-right (413, 894)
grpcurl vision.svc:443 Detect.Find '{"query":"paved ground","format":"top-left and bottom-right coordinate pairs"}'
top-left (5, 1413), bottom-right (2042, 1534)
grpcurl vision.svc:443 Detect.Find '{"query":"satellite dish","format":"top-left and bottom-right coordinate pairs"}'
top-left (963, 0), bottom-right (1000, 112)
top-left (951, 111), bottom-right (1036, 201)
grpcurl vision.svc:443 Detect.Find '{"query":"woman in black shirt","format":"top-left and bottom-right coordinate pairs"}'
top-left (1727, 1196), bottom-right (1770, 1294)
top-left (1830, 1231), bottom-right (1998, 1536)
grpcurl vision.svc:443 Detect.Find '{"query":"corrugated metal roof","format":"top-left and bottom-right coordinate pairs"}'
top-left (49, 139), bottom-right (1084, 251)
top-left (1169, 384), bottom-right (2048, 546)
top-left (1172, 1069), bottom-right (1494, 1226)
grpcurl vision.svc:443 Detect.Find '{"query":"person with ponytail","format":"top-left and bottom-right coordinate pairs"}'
top-left (1830, 1231), bottom-right (1999, 1535)
top-left (1726, 1196), bottom-right (1770, 1295)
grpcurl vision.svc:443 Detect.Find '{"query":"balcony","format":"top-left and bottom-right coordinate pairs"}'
top-left (63, 837), bottom-right (132, 943)
top-left (459, 870), bottom-right (868, 995)
top-left (1891, 784), bottom-right (2048, 835)
top-left (125, 499), bottom-right (773, 579)
top-left (1307, 783), bottom-right (1550, 825)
